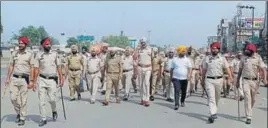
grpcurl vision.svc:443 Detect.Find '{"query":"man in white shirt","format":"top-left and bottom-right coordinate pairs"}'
top-left (170, 45), bottom-right (192, 110)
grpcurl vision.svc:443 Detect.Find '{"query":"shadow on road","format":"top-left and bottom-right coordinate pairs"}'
top-left (1, 114), bottom-right (54, 124)
top-left (217, 113), bottom-right (243, 122)
top-left (185, 100), bottom-right (208, 106)
top-left (257, 107), bottom-right (267, 111)
top-left (178, 112), bottom-right (208, 122)
top-left (154, 102), bottom-right (174, 110)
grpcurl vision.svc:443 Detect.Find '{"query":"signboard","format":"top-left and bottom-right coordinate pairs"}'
top-left (244, 17), bottom-right (264, 29)
top-left (77, 35), bottom-right (95, 42)
top-left (130, 39), bottom-right (138, 48)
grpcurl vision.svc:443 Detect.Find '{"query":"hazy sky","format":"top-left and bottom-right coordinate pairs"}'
top-left (1, 1), bottom-right (265, 48)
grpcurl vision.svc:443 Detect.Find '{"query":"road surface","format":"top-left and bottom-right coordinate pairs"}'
top-left (1, 68), bottom-right (267, 128)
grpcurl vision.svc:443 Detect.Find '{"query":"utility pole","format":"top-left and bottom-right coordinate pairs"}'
top-left (148, 30), bottom-right (151, 45)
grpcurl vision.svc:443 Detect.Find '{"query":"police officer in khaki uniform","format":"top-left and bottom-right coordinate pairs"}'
top-left (191, 53), bottom-right (203, 92)
top-left (100, 46), bottom-right (108, 95)
top-left (4, 37), bottom-right (34, 126)
top-left (232, 51), bottom-right (244, 100)
top-left (33, 37), bottom-right (64, 126)
top-left (236, 43), bottom-right (267, 124)
top-left (201, 42), bottom-right (233, 123)
top-left (102, 49), bottom-right (123, 105)
top-left (65, 45), bottom-right (84, 101)
top-left (222, 53), bottom-right (232, 98)
top-left (122, 46), bottom-right (135, 101)
top-left (150, 47), bottom-right (164, 101)
top-left (164, 47), bottom-right (175, 102)
top-left (85, 46), bottom-right (101, 104)
top-left (135, 37), bottom-right (152, 107)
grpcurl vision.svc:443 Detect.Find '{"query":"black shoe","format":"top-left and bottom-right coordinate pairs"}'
top-left (80, 88), bottom-right (84, 92)
top-left (174, 105), bottom-right (179, 110)
top-left (101, 90), bottom-right (106, 95)
top-left (245, 119), bottom-right (251, 124)
top-left (52, 111), bottom-right (58, 121)
top-left (123, 94), bottom-right (129, 101)
top-left (208, 116), bottom-right (214, 123)
top-left (70, 98), bottom-right (75, 101)
top-left (134, 89), bottom-right (138, 93)
top-left (39, 120), bottom-right (47, 127)
top-left (166, 98), bottom-right (174, 102)
top-left (211, 114), bottom-right (218, 119)
top-left (78, 94), bottom-right (81, 100)
top-left (15, 114), bottom-right (20, 123)
top-left (18, 120), bottom-right (25, 126)
top-left (181, 102), bottom-right (185, 107)
top-left (149, 96), bottom-right (154, 101)
top-left (90, 100), bottom-right (95, 104)
top-left (239, 96), bottom-right (244, 101)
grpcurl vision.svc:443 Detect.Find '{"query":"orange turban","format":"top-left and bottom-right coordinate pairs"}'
top-left (210, 42), bottom-right (221, 49)
top-left (176, 45), bottom-right (187, 54)
top-left (245, 43), bottom-right (256, 52)
top-left (18, 36), bottom-right (30, 45)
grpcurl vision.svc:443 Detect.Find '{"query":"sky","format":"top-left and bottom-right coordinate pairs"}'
top-left (0, 1), bottom-right (266, 48)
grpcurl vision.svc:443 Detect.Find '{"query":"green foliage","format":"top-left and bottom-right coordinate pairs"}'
top-left (12, 25), bottom-right (59, 47)
top-left (66, 37), bottom-right (79, 48)
top-left (101, 35), bottom-right (129, 48)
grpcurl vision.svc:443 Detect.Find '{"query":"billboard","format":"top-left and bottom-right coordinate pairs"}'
top-left (244, 17), bottom-right (264, 29)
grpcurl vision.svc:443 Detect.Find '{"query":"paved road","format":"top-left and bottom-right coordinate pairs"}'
top-left (1, 68), bottom-right (267, 128)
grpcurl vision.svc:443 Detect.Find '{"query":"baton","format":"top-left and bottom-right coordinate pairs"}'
top-left (237, 89), bottom-right (240, 120)
top-left (60, 87), bottom-right (67, 120)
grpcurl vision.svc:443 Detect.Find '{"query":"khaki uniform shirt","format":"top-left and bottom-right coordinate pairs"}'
top-left (86, 56), bottom-right (101, 73)
top-left (34, 51), bottom-right (60, 76)
top-left (240, 54), bottom-right (266, 78)
top-left (10, 50), bottom-right (34, 75)
top-left (193, 55), bottom-right (203, 69)
top-left (66, 54), bottom-right (84, 70)
top-left (138, 47), bottom-right (152, 66)
top-left (152, 55), bottom-right (164, 71)
top-left (202, 54), bottom-right (229, 77)
top-left (232, 58), bottom-right (241, 73)
top-left (100, 53), bottom-right (108, 68)
top-left (122, 55), bottom-right (134, 70)
top-left (105, 56), bottom-right (122, 73)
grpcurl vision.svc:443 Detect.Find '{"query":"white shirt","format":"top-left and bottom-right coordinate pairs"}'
top-left (171, 56), bottom-right (192, 80)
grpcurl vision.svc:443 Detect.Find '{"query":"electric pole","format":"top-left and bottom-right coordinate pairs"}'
top-left (148, 30), bottom-right (151, 45)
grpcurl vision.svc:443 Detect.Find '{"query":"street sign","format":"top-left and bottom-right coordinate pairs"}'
top-left (77, 35), bottom-right (95, 42)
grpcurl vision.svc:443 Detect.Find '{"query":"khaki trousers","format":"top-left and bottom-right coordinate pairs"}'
top-left (68, 70), bottom-right (81, 99)
top-left (205, 78), bottom-right (223, 115)
top-left (151, 70), bottom-right (161, 95)
top-left (37, 77), bottom-right (57, 120)
top-left (105, 73), bottom-right (120, 101)
top-left (138, 66), bottom-right (151, 101)
top-left (86, 72), bottom-right (101, 101)
top-left (122, 70), bottom-right (133, 95)
top-left (233, 74), bottom-right (244, 97)
top-left (164, 72), bottom-right (174, 99)
top-left (10, 77), bottom-right (28, 120)
top-left (242, 78), bottom-right (258, 119)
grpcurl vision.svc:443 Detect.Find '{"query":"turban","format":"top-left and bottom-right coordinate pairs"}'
top-left (18, 36), bottom-right (30, 45)
top-left (102, 46), bottom-right (108, 50)
top-left (71, 45), bottom-right (78, 50)
top-left (168, 47), bottom-right (175, 52)
top-left (125, 46), bottom-right (131, 51)
top-left (152, 47), bottom-right (158, 52)
top-left (210, 42), bottom-right (221, 49)
top-left (140, 37), bottom-right (147, 42)
top-left (82, 46), bottom-right (88, 51)
top-left (245, 43), bottom-right (256, 52)
top-left (176, 45), bottom-right (187, 54)
top-left (40, 37), bottom-right (51, 46)
top-left (90, 46), bottom-right (97, 52)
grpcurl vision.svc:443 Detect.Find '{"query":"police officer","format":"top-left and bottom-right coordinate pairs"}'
top-left (102, 48), bottom-right (123, 105)
top-left (232, 51), bottom-right (244, 101)
top-left (122, 46), bottom-right (135, 101)
top-left (65, 45), bottom-right (84, 101)
top-left (150, 47), bottom-right (164, 101)
top-left (222, 53), bottom-right (231, 98)
top-left (4, 36), bottom-right (34, 126)
top-left (80, 46), bottom-right (89, 92)
top-left (191, 51), bottom-right (203, 93)
top-left (201, 42), bottom-right (233, 123)
top-left (33, 37), bottom-right (64, 126)
top-left (164, 47), bottom-right (175, 102)
top-left (86, 46), bottom-right (101, 104)
top-left (100, 45), bottom-right (108, 95)
top-left (236, 43), bottom-right (267, 124)
top-left (135, 37), bottom-right (152, 107)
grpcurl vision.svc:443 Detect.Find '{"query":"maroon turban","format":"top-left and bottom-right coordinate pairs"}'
top-left (245, 43), bottom-right (256, 52)
top-left (18, 36), bottom-right (30, 45)
top-left (210, 42), bottom-right (221, 49)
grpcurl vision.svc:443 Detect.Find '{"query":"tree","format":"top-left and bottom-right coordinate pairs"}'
top-left (12, 25), bottom-right (59, 47)
top-left (66, 37), bottom-right (79, 48)
top-left (0, 16), bottom-right (3, 34)
top-left (101, 35), bottom-right (129, 48)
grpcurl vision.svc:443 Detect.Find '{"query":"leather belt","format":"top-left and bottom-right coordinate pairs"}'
top-left (88, 70), bottom-right (99, 74)
top-left (193, 68), bottom-right (199, 70)
top-left (164, 70), bottom-right (170, 73)
top-left (138, 64), bottom-right (151, 68)
top-left (69, 69), bottom-right (80, 71)
top-left (13, 74), bottom-right (29, 79)
top-left (39, 74), bottom-right (57, 79)
top-left (207, 76), bottom-right (223, 79)
top-left (243, 77), bottom-right (257, 81)
top-left (123, 69), bottom-right (133, 72)
top-left (107, 72), bottom-right (120, 74)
